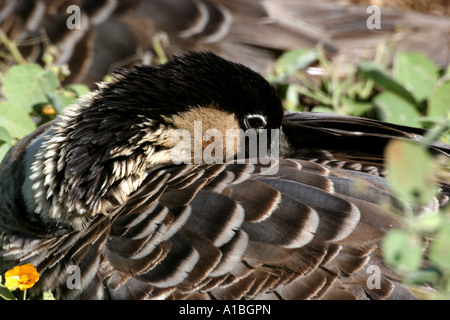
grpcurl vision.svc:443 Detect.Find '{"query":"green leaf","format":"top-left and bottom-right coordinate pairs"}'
top-left (283, 84), bottom-right (300, 111)
top-left (0, 102), bottom-right (36, 139)
top-left (66, 84), bottom-right (91, 97)
top-left (46, 93), bottom-right (75, 114)
top-left (0, 126), bottom-right (13, 144)
top-left (0, 142), bottom-right (12, 163)
top-left (274, 49), bottom-right (318, 76)
top-left (404, 269), bottom-right (440, 285)
top-left (42, 290), bottom-right (55, 300)
top-left (341, 98), bottom-right (374, 117)
top-left (311, 106), bottom-right (336, 113)
top-left (428, 81), bottom-right (450, 117)
top-left (357, 61), bottom-right (417, 105)
top-left (3, 63), bottom-right (59, 112)
top-left (394, 52), bottom-right (439, 102)
top-left (420, 116), bottom-right (450, 146)
top-left (429, 223), bottom-right (450, 270)
top-left (385, 139), bottom-right (436, 205)
top-left (374, 91), bottom-right (421, 127)
top-left (412, 212), bottom-right (442, 233)
top-left (382, 229), bottom-right (423, 272)
top-left (0, 283), bottom-right (17, 300)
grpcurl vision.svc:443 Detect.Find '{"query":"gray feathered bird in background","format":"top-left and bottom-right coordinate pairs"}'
top-left (0, 51), bottom-right (449, 299)
top-left (0, 0), bottom-right (449, 86)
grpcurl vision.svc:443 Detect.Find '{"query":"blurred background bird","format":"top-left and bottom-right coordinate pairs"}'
top-left (0, 51), bottom-right (449, 300)
top-left (0, 0), bottom-right (448, 86)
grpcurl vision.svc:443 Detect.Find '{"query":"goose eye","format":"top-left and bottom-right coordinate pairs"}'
top-left (244, 114), bottom-right (267, 130)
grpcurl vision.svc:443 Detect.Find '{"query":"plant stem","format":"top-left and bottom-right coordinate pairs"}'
top-left (153, 32), bottom-right (168, 65)
top-left (0, 30), bottom-right (26, 65)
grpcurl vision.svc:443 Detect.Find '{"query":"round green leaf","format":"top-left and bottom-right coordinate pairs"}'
top-left (358, 61), bottom-right (417, 105)
top-left (0, 142), bottom-right (12, 164)
top-left (284, 84), bottom-right (300, 111)
top-left (42, 290), bottom-right (56, 300)
top-left (3, 63), bottom-right (59, 112)
top-left (46, 92), bottom-right (75, 114)
top-left (0, 283), bottom-right (17, 300)
top-left (311, 106), bottom-right (336, 113)
top-left (428, 81), bottom-right (450, 117)
top-left (413, 212), bottom-right (442, 233)
top-left (429, 223), bottom-right (450, 270)
top-left (0, 102), bottom-right (36, 139)
top-left (394, 52), bottom-right (439, 102)
top-left (66, 84), bottom-right (91, 97)
top-left (0, 126), bottom-right (13, 144)
top-left (382, 229), bottom-right (423, 272)
top-left (374, 92), bottom-right (421, 127)
top-left (341, 97), bottom-right (374, 117)
top-left (275, 49), bottom-right (318, 76)
top-left (385, 139), bottom-right (436, 205)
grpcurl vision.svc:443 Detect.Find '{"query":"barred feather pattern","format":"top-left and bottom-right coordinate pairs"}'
top-left (26, 92), bottom-right (174, 230)
top-left (1, 111), bottom-right (449, 300)
top-left (0, 158), bottom-right (391, 299)
top-left (0, 51), bottom-right (449, 300)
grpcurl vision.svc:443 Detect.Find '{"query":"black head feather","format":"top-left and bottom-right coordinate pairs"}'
top-left (66, 51), bottom-right (284, 175)
top-left (94, 51), bottom-right (283, 129)
top-left (29, 52), bottom-right (284, 228)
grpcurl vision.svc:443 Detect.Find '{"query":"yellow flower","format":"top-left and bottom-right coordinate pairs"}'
top-left (4, 263), bottom-right (40, 291)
